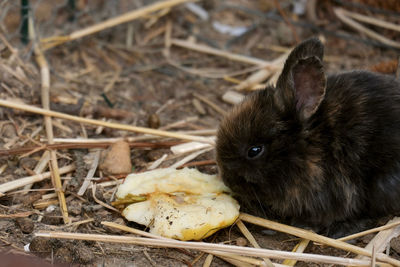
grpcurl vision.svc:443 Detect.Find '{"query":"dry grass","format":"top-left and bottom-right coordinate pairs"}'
top-left (1, 0), bottom-right (400, 266)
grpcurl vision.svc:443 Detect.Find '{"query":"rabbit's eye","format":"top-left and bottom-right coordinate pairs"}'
top-left (247, 145), bottom-right (264, 159)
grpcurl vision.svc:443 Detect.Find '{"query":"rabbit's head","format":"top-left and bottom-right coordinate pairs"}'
top-left (216, 38), bottom-right (327, 213)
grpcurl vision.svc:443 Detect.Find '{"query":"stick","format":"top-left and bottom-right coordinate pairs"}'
top-left (236, 220), bottom-right (275, 267)
top-left (334, 8), bottom-right (400, 49)
top-left (77, 150), bottom-right (101, 196)
top-left (170, 141), bottom-right (212, 155)
top-left (171, 39), bottom-right (273, 66)
top-left (338, 219), bottom-right (400, 242)
top-left (234, 51), bottom-right (289, 90)
top-left (356, 217), bottom-right (400, 262)
top-left (22, 150), bottom-right (50, 194)
top-left (193, 93), bottom-right (227, 116)
top-left (339, 8), bottom-right (400, 33)
top-left (0, 99), bottom-right (214, 144)
top-left (35, 231), bottom-right (384, 266)
top-left (0, 140), bottom-right (183, 156)
top-left (34, 33), bottom-right (69, 223)
top-left (239, 213), bottom-right (400, 266)
top-left (0, 164), bottom-right (75, 193)
top-left (102, 221), bottom-right (279, 267)
top-left (170, 147), bottom-right (213, 169)
top-left (41, 0), bottom-right (193, 50)
top-left (282, 239), bottom-right (310, 266)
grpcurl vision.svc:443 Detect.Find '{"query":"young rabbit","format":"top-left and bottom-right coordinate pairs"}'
top-left (216, 37), bottom-right (400, 237)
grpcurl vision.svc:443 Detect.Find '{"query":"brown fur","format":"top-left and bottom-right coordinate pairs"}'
top-left (216, 38), bottom-right (400, 237)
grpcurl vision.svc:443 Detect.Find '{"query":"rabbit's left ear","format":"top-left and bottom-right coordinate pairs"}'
top-left (274, 38), bottom-right (326, 120)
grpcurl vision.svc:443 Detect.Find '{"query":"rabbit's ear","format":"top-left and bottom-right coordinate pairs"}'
top-left (275, 38), bottom-right (326, 119)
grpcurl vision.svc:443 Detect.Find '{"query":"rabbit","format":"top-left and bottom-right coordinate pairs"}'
top-left (216, 37), bottom-right (400, 237)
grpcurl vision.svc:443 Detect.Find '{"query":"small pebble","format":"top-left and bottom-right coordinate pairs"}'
top-left (148, 113), bottom-right (160, 129)
top-left (99, 140), bottom-right (132, 175)
top-left (68, 199), bottom-right (82, 216)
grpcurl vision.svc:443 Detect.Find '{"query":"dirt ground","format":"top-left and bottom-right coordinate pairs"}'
top-left (1, 0), bottom-right (400, 266)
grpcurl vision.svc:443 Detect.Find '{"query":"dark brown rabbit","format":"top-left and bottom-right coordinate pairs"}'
top-left (216, 37), bottom-right (400, 237)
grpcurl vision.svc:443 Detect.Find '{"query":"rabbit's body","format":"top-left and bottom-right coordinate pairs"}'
top-left (216, 38), bottom-right (400, 236)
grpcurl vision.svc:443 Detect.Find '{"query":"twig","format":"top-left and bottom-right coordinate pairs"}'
top-left (22, 150), bottom-right (50, 194)
top-left (356, 217), bottom-right (400, 262)
top-left (0, 164), bottom-right (75, 193)
top-left (167, 58), bottom-right (251, 79)
top-left (41, 0), bottom-right (193, 50)
top-left (178, 159), bottom-right (216, 168)
top-left (235, 51), bottom-right (289, 90)
top-left (203, 254), bottom-right (213, 267)
top-left (170, 147), bottom-right (213, 169)
top-left (159, 116), bottom-right (198, 130)
top-left (0, 64), bottom-right (32, 88)
top-left (34, 231), bottom-right (388, 266)
top-left (339, 8), bottom-right (400, 32)
top-left (0, 140), bottom-right (182, 156)
top-left (338, 219), bottom-right (400, 242)
top-left (0, 99), bottom-right (214, 144)
top-left (282, 239), bottom-right (310, 266)
top-left (77, 150), bottom-right (101, 196)
top-left (34, 25), bottom-right (69, 224)
top-left (91, 183), bottom-right (119, 212)
top-left (334, 8), bottom-right (400, 49)
top-left (236, 220), bottom-right (274, 267)
top-left (0, 32), bottom-right (34, 76)
top-left (0, 211), bottom-right (35, 218)
top-left (193, 93), bottom-right (227, 116)
top-left (371, 246), bottom-right (376, 267)
top-left (101, 221), bottom-right (168, 239)
top-left (171, 39), bottom-right (273, 66)
top-left (143, 249), bottom-right (157, 266)
top-left (170, 141), bottom-right (212, 155)
top-left (239, 213), bottom-right (400, 266)
top-left (148, 154), bottom-right (168, 170)
top-left (102, 221), bottom-right (278, 267)
top-left (163, 19), bottom-right (172, 58)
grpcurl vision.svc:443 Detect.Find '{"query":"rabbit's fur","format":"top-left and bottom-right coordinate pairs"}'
top-left (216, 38), bottom-right (400, 236)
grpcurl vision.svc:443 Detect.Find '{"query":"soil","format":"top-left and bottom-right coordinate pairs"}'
top-left (1, 0), bottom-right (400, 266)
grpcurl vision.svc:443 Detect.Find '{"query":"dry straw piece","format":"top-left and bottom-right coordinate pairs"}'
top-left (240, 213), bottom-right (400, 266)
top-left (41, 0), bottom-right (194, 50)
top-left (0, 164), bottom-right (75, 194)
top-left (0, 99), bottom-right (214, 144)
top-left (35, 231), bottom-right (386, 266)
top-left (334, 8), bottom-right (400, 49)
top-left (34, 27), bottom-right (70, 224)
